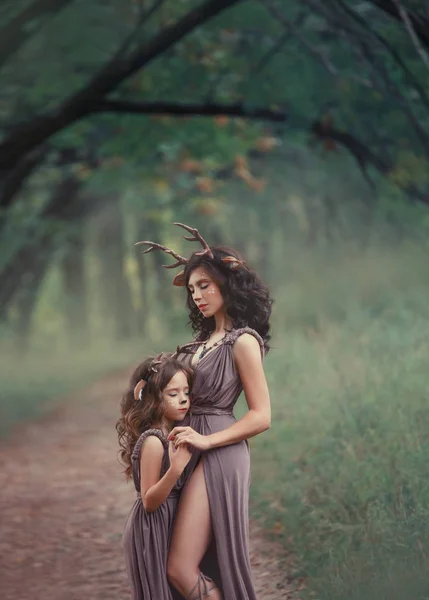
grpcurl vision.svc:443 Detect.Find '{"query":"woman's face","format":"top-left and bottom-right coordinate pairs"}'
top-left (187, 267), bottom-right (225, 318)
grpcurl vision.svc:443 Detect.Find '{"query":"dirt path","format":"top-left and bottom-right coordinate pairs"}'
top-left (0, 371), bottom-right (297, 600)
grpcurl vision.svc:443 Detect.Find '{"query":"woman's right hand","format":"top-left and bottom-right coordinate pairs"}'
top-left (168, 441), bottom-right (192, 475)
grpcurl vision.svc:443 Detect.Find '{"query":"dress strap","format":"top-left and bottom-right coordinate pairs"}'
top-left (131, 429), bottom-right (168, 496)
top-left (131, 428), bottom-right (168, 461)
top-left (224, 327), bottom-right (265, 357)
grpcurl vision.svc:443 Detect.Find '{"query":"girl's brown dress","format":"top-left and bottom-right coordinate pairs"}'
top-left (175, 326), bottom-right (264, 600)
top-left (123, 428), bottom-right (182, 600)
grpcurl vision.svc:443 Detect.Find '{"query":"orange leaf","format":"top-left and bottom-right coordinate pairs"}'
top-left (248, 178), bottom-right (266, 192)
top-left (214, 115), bottom-right (229, 127)
top-left (180, 159), bottom-right (203, 174)
top-left (255, 136), bottom-right (277, 152)
top-left (196, 177), bottom-right (215, 193)
top-left (234, 155), bottom-right (248, 169)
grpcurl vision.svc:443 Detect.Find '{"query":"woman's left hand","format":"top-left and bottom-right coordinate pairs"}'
top-left (168, 426), bottom-right (212, 451)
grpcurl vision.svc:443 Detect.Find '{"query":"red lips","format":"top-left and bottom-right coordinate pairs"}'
top-left (198, 304), bottom-right (208, 311)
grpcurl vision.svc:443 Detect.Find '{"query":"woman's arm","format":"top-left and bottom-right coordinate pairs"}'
top-left (170, 334), bottom-right (271, 450)
top-left (140, 437), bottom-right (190, 512)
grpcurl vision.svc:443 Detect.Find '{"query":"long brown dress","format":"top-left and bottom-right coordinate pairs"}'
top-left (175, 327), bottom-right (265, 600)
top-left (123, 428), bottom-right (183, 600)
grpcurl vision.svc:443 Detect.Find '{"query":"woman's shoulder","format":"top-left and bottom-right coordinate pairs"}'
top-left (131, 429), bottom-right (168, 461)
top-left (224, 327), bottom-right (265, 354)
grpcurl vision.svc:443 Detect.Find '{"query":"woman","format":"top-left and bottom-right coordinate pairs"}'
top-left (136, 223), bottom-right (272, 600)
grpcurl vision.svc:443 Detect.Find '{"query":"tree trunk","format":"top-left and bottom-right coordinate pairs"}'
top-left (134, 219), bottom-right (151, 336)
top-left (61, 222), bottom-right (89, 348)
top-left (12, 253), bottom-right (51, 354)
top-left (0, 177), bottom-right (83, 316)
top-left (95, 197), bottom-right (135, 341)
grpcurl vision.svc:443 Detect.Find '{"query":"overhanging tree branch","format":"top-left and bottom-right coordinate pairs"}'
top-left (264, 1), bottom-right (373, 88)
top-left (91, 99), bottom-right (289, 121)
top-left (300, 0), bottom-right (429, 159)
top-left (333, 0), bottom-right (429, 113)
top-left (369, 0), bottom-right (429, 52)
top-left (392, 0), bottom-right (429, 72)
top-left (311, 120), bottom-right (429, 205)
top-left (0, 0), bottom-right (243, 173)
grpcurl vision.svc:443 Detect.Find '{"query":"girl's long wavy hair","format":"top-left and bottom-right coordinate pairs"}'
top-left (116, 355), bottom-right (193, 479)
top-left (183, 245), bottom-right (273, 352)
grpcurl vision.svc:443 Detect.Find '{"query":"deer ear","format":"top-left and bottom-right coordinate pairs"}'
top-left (173, 270), bottom-right (186, 286)
top-left (133, 379), bottom-right (147, 401)
top-left (221, 256), bottom-right (243, 270)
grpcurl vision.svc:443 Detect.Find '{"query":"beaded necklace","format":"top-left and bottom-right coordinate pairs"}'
top-left (198, 328), bottom-right (231, 360)
top-left (198, 337), bottom-right (223, 360)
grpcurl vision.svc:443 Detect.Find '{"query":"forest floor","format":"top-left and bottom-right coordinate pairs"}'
top-left (0, 370), bottom-right (300, 600)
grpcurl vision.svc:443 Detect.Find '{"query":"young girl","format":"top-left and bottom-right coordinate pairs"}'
top-left (116, 353), bottom-right (193, 600)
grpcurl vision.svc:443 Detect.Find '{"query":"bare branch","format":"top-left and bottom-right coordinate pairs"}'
top-left (264, 1), bottom-right (372, 88)
top-left (253, 30), bottom-right (291, 76)
top-left (333, 0), bottom-right (429, 113)
top-left (120, 0), bottom-right (167, 56)
top-left (392, 0), bottom-right (429, 72)
top-left (311, 119), bottom-right (429, 205)
top-left (369, 0), bottom-right (429, 53)
top-left (91, 99), bottom-right (288, 122)
top-left (298, 0), bottom-right (429, 158)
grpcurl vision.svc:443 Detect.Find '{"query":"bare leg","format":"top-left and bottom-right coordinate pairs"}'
top-left (167, 461), bottom-right (222, 599)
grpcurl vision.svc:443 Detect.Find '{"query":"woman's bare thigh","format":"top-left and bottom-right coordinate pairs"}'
top-left (169, 460), bottom-right (212, 569)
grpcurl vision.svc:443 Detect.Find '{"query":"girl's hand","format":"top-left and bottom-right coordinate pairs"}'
top-left (168, 442), bottom-right (192, 474)
top-left (168, 426), bottom-right (212, 451)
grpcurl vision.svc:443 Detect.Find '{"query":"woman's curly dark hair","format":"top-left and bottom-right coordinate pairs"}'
top-left (183, 245), bottom-right (273, 352)
top-left (116, 355), bottom-right (193, 479)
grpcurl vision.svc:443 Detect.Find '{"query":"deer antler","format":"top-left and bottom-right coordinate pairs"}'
top-left (135, 241), bottom-right (188, 269)
top-left (174, 222), bottom-right (214, 259)
top-left (173, 340), bottom-right (206, 356)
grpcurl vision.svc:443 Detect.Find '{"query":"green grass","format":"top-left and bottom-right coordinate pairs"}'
top-left (249, 242), bottom-right (429, 600)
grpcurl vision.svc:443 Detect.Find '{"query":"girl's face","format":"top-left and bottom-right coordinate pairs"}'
top-left (187, 267), bottom-right (225, 318)
top-left (162, 370), bottom-right (190, 423)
